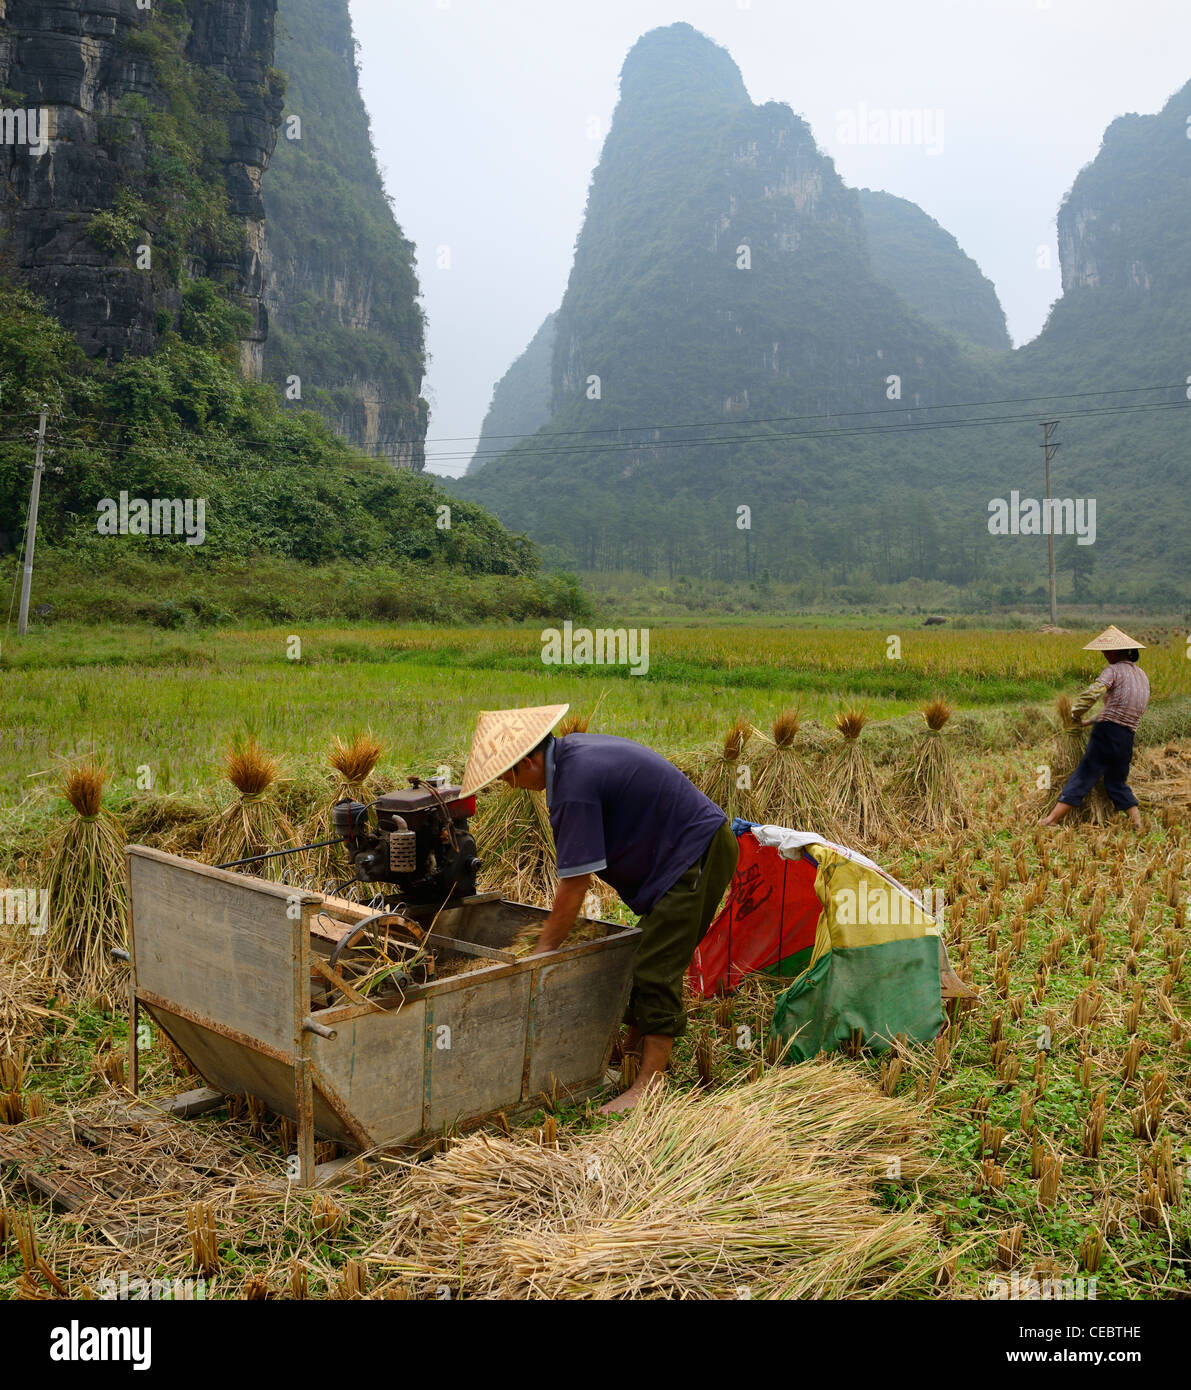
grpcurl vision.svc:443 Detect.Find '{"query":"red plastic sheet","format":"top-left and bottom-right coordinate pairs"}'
top-left (689, 831), bottom-right (823, 997)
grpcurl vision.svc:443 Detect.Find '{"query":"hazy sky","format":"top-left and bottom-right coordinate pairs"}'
top-left (349, 0), bottom-right (1191, 477)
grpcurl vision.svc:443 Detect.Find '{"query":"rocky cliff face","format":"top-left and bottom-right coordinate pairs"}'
top-left (260, 0), bottom-right (428, 470)
top-left (459, 23), bottom-right (991, 579)
top-left (1054, 79), bottom-right (1191, 300)
top-left (0, 0), bottom-right (282, 372)
top-left (540, 23), bottom-right (977, 433)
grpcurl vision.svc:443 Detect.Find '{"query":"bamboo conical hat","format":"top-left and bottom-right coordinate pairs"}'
top-left (1083, 625), bottom-right (1145, 651)
top-left (461, 704), bottom-right (569, 797)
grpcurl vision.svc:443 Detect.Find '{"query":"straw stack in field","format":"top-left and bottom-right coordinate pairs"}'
top-left (37, 759), bottom-right (128, 994)
top-left (1027, 697), bottom-right (1113, 825)
top-left (473, 787), bottom-right (558, 909)
top-left (827, 710), bottom-right (893, 845)
top-left (201, 739), bottom-right (300, 880)
top-left (752, 709), bottom-right (834, 837)
top-left (690, 716), bottom-right (757, 822)
top-left (328, 731), bottom-right (384, 804)
top-left (303, 733), bottom-right (385, 885)
top-left (1131, 742), bottom-right (1191, 810)
top-left (1, 904), bottom-right (66, 1050)
top-left (888, 699), bottom-right (966, 834)
top-left (125, 792), bottom-right (208, 857)
top-left (472, 714), bottom-right (612, 911)
top-left (374, 1060), bottom-right (940, 1300)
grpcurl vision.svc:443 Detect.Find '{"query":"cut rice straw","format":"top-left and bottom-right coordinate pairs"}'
top-left (473, 786), bottom-right (557, 909)
top-left (201, 738), bottom-right (301, 881)
top-left (888, 699), bottom-right (966, 834)
top-left (304, 732), bottom-right (386, 884)
top-left (36, 758), bottom-right (128, 997)
top-left (370, 1059), bottom-right (942, 1300)
top-left (752, 709), bottom-right (836, 839)
top-left (828, 710), bottom-right (895, 846)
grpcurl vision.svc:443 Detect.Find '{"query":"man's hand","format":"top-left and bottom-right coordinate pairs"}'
top-left (530, 873), bottom-right (591, 956)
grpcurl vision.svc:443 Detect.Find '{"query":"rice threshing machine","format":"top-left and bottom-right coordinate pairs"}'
top-left (123, 779), bottom-right (639, 1186)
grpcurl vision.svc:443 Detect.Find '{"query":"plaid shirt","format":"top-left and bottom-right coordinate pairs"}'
top-left (1072, 661), bottom-right (1150, 732)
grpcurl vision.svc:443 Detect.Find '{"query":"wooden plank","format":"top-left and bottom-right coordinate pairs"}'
top-left (251, 1154), bottom-right (371, 1195)
top-left (426, 933), bottom-right (516, 964)
top-left (433, 897), bottom-right (546, 950)
top-left (126, 848), bottom-right (141, 1097)
top-left (146, 1008), bottom-right (355, 1148)
top-left (311, 1003), bottom-right (427, 1147)
top-left (0, 1120), bottom-right (198, 1249)
top-left (128, 844), bottom-right (322, 905)
top-left (129, 848), bottom-right (306, 1054)
top-left (0, 1124), bottom-right (97, 1210)
top-left (309, 905), bottom-right (423, 946)
top-left (527, 935), bottom-right (636, 1098)
top-left (425, 973), bottom-right (533, 1132)
top-left (309, 955), bottom-right (384, 1011)
top-left (160, 1086), bottom-right (225, 1118)
top-left (313, 895), bottom-right (378, 923)
top-left (310, 915), bottom-right (355, 945)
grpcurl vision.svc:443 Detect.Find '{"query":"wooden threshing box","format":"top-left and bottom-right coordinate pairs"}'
top-left (125, 847), bottom-right (639, 1184)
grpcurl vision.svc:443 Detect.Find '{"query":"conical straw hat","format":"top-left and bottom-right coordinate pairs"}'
top-left (461, 704), bottom-right (569, 797)
top-left (1083, 625), bottom-right (1145, 651)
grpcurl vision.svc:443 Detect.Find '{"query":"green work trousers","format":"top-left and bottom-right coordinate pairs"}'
top-left (624, 820), bottom-right (739, 1038)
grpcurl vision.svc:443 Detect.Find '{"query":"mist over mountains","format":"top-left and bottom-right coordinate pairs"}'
top-left (460, 24), bottom-right (1190, 607)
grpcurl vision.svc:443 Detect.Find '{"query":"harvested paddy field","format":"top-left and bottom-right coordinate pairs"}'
top-left (1, 623), bottom-right (1188, 1299)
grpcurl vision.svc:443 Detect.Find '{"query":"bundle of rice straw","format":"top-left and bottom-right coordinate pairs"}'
top-left (472, 712), bottom-right (613, 911)
top-left (472, 786), bottom-right (558, 909)
top-left (1, 910), bottom-right (67, 1049)
top-left (1025, 696), bottom-right (1113, 825)
top-left (752, 709), bottom-right (833, 837)
top-left (303, 733), bottom-right (385, 885)
top-left (37, 758), bottom-right (128, 994)
top-left (374, 1059), bottom-right (940, 1300)
top-left (887, 699), bottom-right (966, 834)
top-left (691, 716), bottom-right (757, 822)
top-left (123, 791), bottom-right (208, 857)
top-left (1132, 742), bottom-right (1191, 809)
top-left (827, 709), bottom-right (893, 846)
top-left (201, 738), bottom-right (300, 880)
top-left (329, 731), bottom-right (385, 803)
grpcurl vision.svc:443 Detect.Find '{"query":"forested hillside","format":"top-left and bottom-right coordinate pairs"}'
top-left (262, 0), bottom-right (429, 469)
top-left (857, 190), bottom-right (1010, 351)
top-left (0, 1), bottom-right (566, 626)
top-left (468, 314), bottom-right (557, 474)
top-left (459, 25), bottom-right (1190, 608)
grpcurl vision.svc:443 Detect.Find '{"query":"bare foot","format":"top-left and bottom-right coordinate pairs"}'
top-left (597, 1073), bottom-right (661, 1115)
top-left (599, 1033), bottom-right (674, 1115)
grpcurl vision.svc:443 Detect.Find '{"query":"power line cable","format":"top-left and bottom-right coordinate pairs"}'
top-left (425, 398), bottom-right (1190, 464)
top-left (423, 382), bottom-right (1188, 448)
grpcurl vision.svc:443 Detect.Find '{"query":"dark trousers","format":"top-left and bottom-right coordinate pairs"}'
top-left (1058, 720), bottom-right (1138, 811)
top-left (624, 821), bottom-right (739, 1038)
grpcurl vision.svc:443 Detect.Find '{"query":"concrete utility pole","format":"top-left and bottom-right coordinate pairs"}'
top-left (17, 405), bottom-right (49, 637)
top-left (1041, 420), bottom-right (1059, 627)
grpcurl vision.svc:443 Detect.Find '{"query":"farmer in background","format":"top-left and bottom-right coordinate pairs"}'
top-left (1040, 626), bottom-right (1150, 830)
top-left (462, 705), bottom-right (738, 1114)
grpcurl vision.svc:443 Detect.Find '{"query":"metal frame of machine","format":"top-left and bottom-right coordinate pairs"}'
top-left (124, 846), bottom-right (640, 1186)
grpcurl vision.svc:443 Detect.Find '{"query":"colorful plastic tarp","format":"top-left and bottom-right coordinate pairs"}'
top-left (690, 822), bottom-right (945, 1061)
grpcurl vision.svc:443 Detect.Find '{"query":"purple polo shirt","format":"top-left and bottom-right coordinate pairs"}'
top-left (546, 733), bottom-right (726, 916)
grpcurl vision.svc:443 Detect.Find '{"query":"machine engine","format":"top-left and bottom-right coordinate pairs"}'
top-left (331, 778), bottom-right (481, 905)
